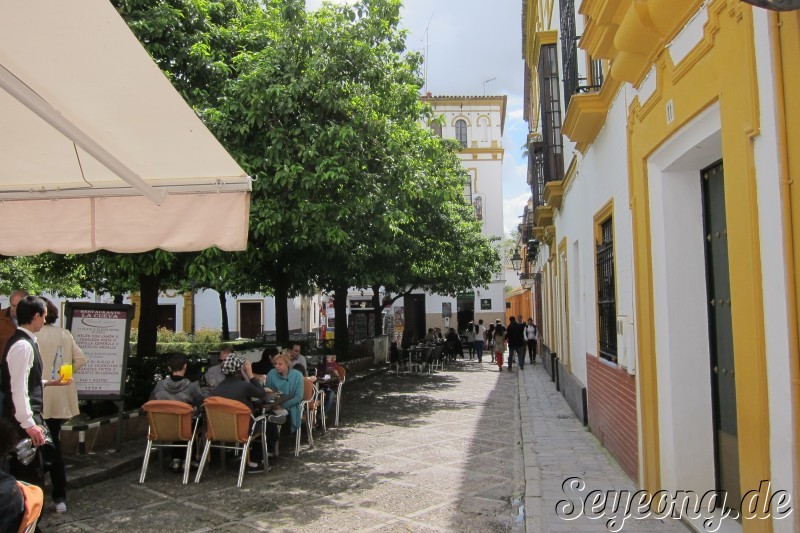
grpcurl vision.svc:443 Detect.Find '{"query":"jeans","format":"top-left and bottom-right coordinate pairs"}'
top-left (508, 345), bottom-right (525, 369)
top-left (474, 340), bottom-right (484, 361)
top-left (527, 339), bottom-right (537, 363)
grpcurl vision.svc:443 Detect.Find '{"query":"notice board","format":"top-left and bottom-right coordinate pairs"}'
top-left (64, 303), bottom-right (135, 400)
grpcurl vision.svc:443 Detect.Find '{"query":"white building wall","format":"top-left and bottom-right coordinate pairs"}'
top-left (553, 85), bottom-right (636, 386)
top-left (751, 10), bottom-right (796, 526)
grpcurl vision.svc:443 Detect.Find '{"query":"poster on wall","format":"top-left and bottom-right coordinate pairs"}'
top-left (65, 303), bottom-right (134, 400)
top-left (472, 194), bottom-right (484, 222)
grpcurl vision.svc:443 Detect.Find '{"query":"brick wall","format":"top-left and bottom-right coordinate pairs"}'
top-left (586, 354), bottom-right (638, 481)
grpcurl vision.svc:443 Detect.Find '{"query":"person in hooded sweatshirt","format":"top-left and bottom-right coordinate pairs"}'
top-left (149, 353), bottom-right (204, 472)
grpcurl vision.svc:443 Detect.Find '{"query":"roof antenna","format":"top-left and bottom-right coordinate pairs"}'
top-left (422, 11), bottom-right (434, 94)
top-left (483, 77), bottom-right (496, 96)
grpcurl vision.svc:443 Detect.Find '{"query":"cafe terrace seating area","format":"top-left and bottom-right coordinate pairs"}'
top-left (391, 341), bottom-right (464, 375)
top-left (138, 355), bottom-right (344, 488)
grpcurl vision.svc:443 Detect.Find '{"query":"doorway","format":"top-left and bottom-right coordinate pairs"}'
top-left (403, 294), bottom-right (426, 344)
top-left (238, 301), bottom-right (263, 339)
top-left (701, 160), bottom-right (741, 510)
top-left (456, 294), bottom-right (475, 334)
top-left (156, 304), bottom-right (176, 331)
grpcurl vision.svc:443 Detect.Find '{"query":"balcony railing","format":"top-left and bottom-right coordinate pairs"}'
top-left (561, 0), bottom-right (604, 111)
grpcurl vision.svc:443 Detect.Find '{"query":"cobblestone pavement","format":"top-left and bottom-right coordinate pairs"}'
top-left (39, 360), bottom-right (525, 532)
top-left (519, 362), bottom-right (689, 532)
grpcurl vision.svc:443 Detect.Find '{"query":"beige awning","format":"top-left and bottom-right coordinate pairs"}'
top-left (0, 0), bottom-right (251, 256)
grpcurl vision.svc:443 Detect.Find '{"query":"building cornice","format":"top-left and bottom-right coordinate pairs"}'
top-left (422, 95), bottom-right (508, 135)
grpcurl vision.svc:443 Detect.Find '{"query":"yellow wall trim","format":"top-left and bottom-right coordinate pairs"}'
top-left (562, 155), bottom-right (578, 194)
top-left (534, 205), bottom-right (554, 227)
top-left (530, 30), bottom-right (558, 69)
top-left (562, 76), bottom-right (622, 146)
top-left (460, 147), bottom-right (505, 156)
top-left (543, 180), bottom-right (565, 210)
top-left (558, 237), bottom-right (571, 371)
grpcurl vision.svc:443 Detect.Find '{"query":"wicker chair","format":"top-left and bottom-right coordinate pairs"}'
top-left (195, 397), bottom-right (267, 488)
top-left (139, 400), bottom-right (199, 485)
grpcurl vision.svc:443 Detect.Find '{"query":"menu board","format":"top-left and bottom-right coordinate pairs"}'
top-left (65, 303), bottom-right (134, 400)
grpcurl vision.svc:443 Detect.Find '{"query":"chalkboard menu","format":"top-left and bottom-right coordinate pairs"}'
top-left (350, 310), bottom-right (375, 342)
top-left (64, 302), bottom-right (134, 401)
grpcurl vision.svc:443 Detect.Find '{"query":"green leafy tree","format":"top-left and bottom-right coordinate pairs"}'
top-left (0, 255), bottom-right (85, 298)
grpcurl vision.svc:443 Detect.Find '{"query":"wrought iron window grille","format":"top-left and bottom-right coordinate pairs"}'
top-left (596, 218), bottom-right (618, 362)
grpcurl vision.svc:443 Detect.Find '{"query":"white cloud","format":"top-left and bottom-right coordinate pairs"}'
top-left (503, 192), bottom-right (530, 236)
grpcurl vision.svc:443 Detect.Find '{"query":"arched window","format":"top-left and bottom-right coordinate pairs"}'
top-left (431, 121), bottom-right (442, 137)
top-left (455, 119), bottom-right (468, 147)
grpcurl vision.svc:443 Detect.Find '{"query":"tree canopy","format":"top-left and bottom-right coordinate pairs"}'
top-left (8, 0), bottom-right (501, 357)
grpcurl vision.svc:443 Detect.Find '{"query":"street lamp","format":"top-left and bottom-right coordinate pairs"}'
top-left (740, 0), bottom-right (800, 10)
top-left (511, 249), bottom-right (523, 273)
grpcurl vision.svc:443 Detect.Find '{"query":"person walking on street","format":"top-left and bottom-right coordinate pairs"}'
top-left (524, 318), bottom-right (538, 365)
top-left (505, 316), bottom-right (526, 371)
top-left (493, 320), bottom-right (505, 370)
top-left (487, 323), bottom-right (496, 363)
top-left (474, 320), bottom-right (486, 363)
top-left (465, 322), bottom-right (475, 359)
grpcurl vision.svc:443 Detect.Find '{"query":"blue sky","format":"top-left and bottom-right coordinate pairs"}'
top-left (307, 0), bottom-right (531, 235)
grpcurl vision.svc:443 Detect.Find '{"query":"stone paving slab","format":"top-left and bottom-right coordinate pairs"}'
top-left (518, 363), bottom-right (691, 532)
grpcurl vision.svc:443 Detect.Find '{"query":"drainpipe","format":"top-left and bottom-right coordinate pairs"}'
top-left (769, 11), bottom-right (800, 526)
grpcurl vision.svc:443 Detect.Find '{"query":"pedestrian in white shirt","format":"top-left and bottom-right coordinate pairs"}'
top-left (524, 318), bottom-right (538, 364)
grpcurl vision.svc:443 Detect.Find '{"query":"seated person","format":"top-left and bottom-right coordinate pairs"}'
top-left (445, 328), bottom-right (464, 358)
top-left (211, 354), bottom-right (267, 471)
top-left (315, 356), bottom-right (340, 421)
top-left (288, 341), bottom-right (307, 375)
top-left (265, 351), bottom-right (305, 456)
top-left (252, 346), bottom-right (277, 376)
top-left (151, 353), bottom-right (204, 409)
top-left (202, 344), bottom-right (233, 396)
top-left (150, 353), bottom-right (204, 472)
top-left (0, 418), bottom-right (26, 533)
top-left (423, 328), bottom-right (436, 343)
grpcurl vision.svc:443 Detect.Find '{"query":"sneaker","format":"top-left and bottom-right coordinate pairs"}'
top-left (54, 500), bottom-right (67, 513)
top-left (169, 459), bottom-right (182, 473)
top-left (247, 461), bottom-right (268, 473)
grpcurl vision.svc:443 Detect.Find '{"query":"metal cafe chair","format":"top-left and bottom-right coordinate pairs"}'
top-left (140, 400), bottom-right (199, 485)
top-left (295, 377), bottom-right (319, 456)
top-left (195, 397), bottom-right (267, 488)
top-left (333, 365), bottom-right (347, 426)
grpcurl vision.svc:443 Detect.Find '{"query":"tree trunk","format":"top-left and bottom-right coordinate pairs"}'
top-left (137, 274), bottom-right (161, 358)
top-left (219, 291), bottom-right (230, 341)
top-left (334, 284), bottom-right (349, 359)
top-left (371, 284), bottom-right (383, 336)
top-left (274, 272), bottom-right (290, 346)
